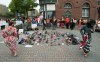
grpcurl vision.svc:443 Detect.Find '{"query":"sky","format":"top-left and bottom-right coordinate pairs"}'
top-left (0, 0), bottom-right (11, 7)
top-left (0, 0), bottom-right (40, 11)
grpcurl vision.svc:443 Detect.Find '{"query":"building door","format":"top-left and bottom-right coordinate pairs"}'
top-left (64, 11), bottom-right (72, 18)
top-left (64, 3), bottom-right (72, 18)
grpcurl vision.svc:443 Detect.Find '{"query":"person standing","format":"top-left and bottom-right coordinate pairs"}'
top-left (61, 16), bottom-right (65, 28)
top-left (46, 18), bottom-right (50, 28)
top-left (2, 22), bottom-right (18, 57)
top-left (80, 21), bottom-right (94, 57)
top-left (70, 18), bottom-right (74, 30)
top-left (65, 17), bottom-right (70, 29)
top-left (27, 18), bottom-right (32, 30)
top-left (52, 17), bottom-right (57, 30)
top-left (78, 18), bottom-right (82, 29)
top-left (0, 19), bottom-right (6, 30)
top-left (21, 17), bottom-right (25, 24)
top-left (42, 18), bottom-right (46, 30)
top-left (57, 18), bottom-right (60, 28)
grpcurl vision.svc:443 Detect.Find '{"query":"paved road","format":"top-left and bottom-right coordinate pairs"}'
top-left (0, 28), bottom-right (100, 62)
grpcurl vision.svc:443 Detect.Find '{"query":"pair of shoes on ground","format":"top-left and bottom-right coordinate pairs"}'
top-left (79, 46), bottom-right (83, 50)
top-left (11, 52), bottom-right (17, 57)
top-left (14, 53), bottom-right (17, 57)
top-left (84, 53), bottom-right (88, 57)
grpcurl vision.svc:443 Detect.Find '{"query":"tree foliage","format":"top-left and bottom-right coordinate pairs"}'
top-left (9, 0), bottom-right (38, 15)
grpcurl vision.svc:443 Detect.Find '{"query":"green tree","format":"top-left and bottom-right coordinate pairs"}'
top-left (9, 0), bottom-right (38, 17)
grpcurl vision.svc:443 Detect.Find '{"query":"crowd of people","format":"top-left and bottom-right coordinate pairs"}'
top-left (0, 15), bottom-right (90, 31)
top-left (0, 16), bottom-right (96, 57)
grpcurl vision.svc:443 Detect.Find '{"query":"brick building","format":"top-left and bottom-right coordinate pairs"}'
top-left (97, 0), bottom-right (100, 19)
top-left (56, 0), bottom-right (98, 19)
top-left (39, 0), bottom-right (100, 20)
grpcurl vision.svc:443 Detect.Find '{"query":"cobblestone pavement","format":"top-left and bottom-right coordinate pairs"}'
top-left (0, 44), bottom-right (83, 62)
top-left (0, 28), bottom-right (100, 62)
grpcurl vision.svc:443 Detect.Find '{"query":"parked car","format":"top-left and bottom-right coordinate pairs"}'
top-left (95, 21), bottom-right (100, 32)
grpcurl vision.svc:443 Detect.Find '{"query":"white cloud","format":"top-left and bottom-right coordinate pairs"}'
top-left (0, 0), bottom-right (11, 7)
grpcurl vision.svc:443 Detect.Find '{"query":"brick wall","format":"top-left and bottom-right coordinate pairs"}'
top-left (55, 0), bottom-right (97, 19)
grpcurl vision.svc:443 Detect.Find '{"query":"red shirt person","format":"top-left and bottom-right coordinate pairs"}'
top-left (65, 17), bottom-right (70, 29)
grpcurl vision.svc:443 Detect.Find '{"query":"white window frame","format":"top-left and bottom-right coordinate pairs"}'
top-left (82, 3), bottom-right (90, 17)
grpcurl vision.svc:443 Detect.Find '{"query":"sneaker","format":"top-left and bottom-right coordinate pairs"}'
top-left (79, 46), bottom-right (83, 50)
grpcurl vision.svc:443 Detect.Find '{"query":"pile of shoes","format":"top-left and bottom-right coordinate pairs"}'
top-left (18, 30), bottom-right (82, 46)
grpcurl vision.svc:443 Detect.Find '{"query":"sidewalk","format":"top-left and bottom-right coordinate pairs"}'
top-left (0, 43), bottom-right (84, 62)
top-left (0, 28), bottom-right (100, 62)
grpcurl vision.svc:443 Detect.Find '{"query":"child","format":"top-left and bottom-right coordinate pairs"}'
top-left (83, 42), bottom-right (90, 57)
top-left (80, 22), bottom-right (94, 57)
top-left (79, 32), bottom-right (88, 49)
top-left (79, 32), bottom-right (90, 57)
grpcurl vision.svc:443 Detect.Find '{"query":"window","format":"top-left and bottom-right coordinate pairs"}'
top-left (32, 10), bottom-right (35, 16)
top-left (98, 1), bottom-right (100, 5)
top-left (45, 0), bottom-right (57, 3)
top-left (47, 11), bottom-right (55, 18)
top-left (40, 5), bottom-right (44, 11)
top-left (64, 3), bottom-right (72, 9)
top-left (82, 3), bottom-right (90, 17)
top-left (28, 10), bottom-right (35, 16)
